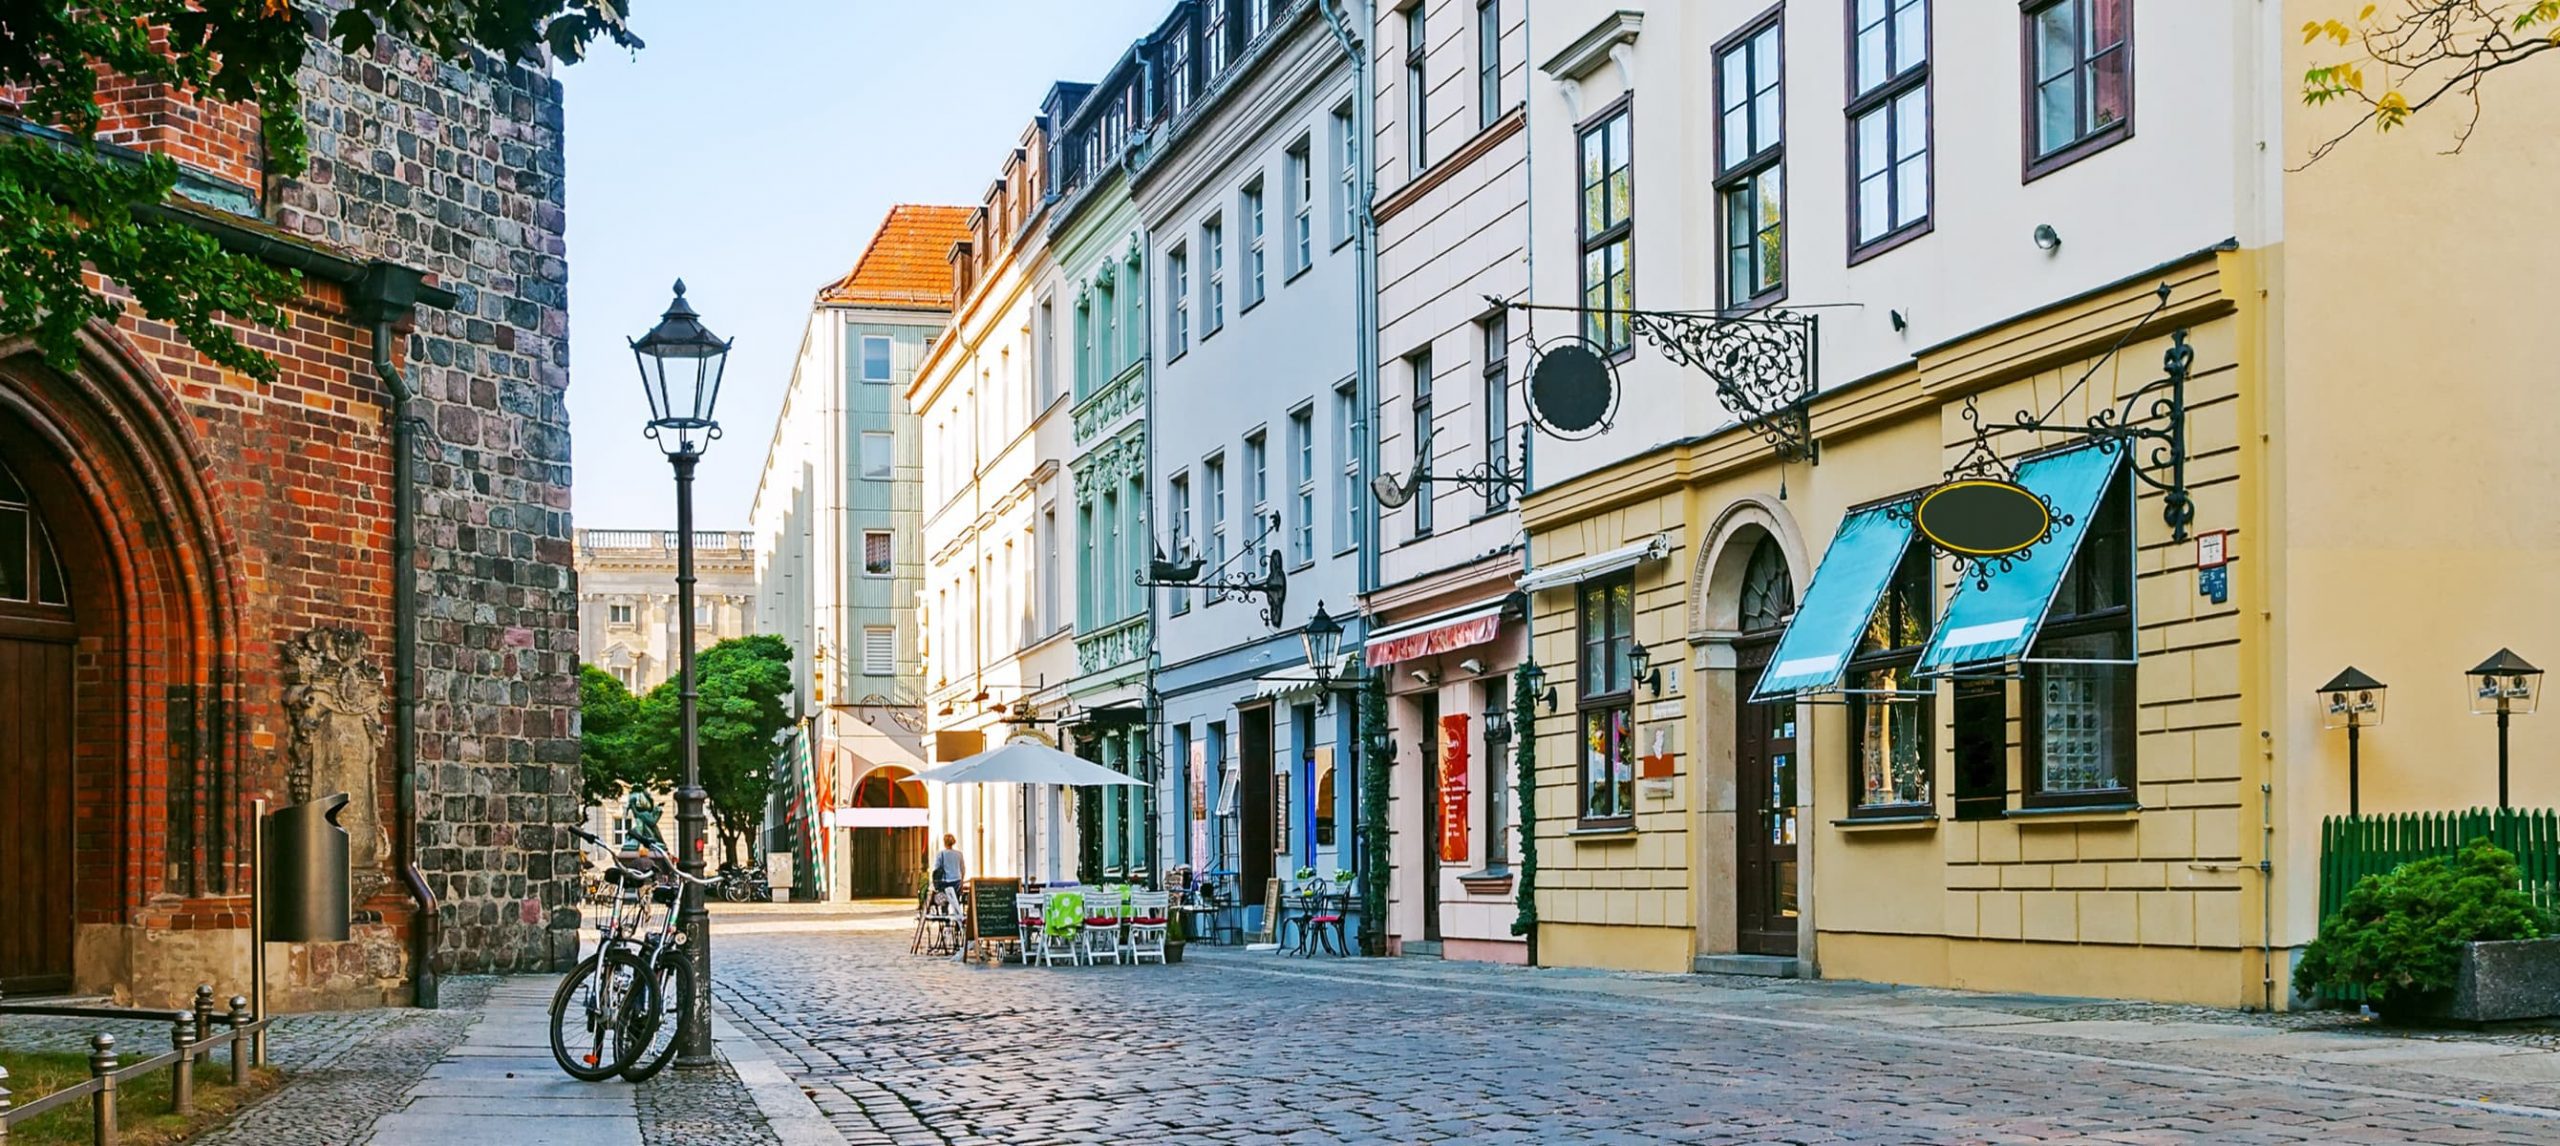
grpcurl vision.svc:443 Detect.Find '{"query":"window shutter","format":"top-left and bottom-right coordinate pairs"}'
top-left (863, 626), bottom-right (896, 675)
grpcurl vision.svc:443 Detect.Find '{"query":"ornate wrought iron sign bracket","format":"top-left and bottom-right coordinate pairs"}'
top-left (1136, 542), bottom-right (1290, 628)
top-left (1373, 423), bottom-right (1531, 508)
top-left (1896, 283), bottom-right (2195, 587)
top-left (1628, 308), bottom-right (1820, 464)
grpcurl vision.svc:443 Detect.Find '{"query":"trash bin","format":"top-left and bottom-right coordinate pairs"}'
top-left (264, 793), bottom-right (352, 942)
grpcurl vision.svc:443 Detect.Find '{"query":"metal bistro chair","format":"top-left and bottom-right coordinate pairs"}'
top-left (1042, 891), bottom-right (1088, 966)
top-left (1306, 879), bottom-right (1352, 957)
top-left (1126, 890), bottom-right (1172, 964)
top-left (1081, 885), bottom-right (1128, 965)
top-left (1015, 891), bottom-right (1055, 966)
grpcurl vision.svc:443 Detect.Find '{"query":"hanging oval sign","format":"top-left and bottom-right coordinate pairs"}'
top-left (1913, 479), bottom-right (2053, 558)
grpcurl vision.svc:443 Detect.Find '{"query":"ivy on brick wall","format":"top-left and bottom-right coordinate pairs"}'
top-left (0, 1), bottom-right (637, 378)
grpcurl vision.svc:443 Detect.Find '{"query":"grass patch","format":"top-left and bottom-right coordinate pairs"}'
top-left (0, 1049), bottom-right (280, 1145)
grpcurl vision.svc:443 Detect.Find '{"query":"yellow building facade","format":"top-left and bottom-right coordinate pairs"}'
top-left (1515, 1), bottom-right (2560, 1007)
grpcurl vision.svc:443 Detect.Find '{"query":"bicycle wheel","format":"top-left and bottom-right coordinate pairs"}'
top-left (721, 877), bottom-right (750, 903)
top-left (614, 947), bottom-right (695, 1083)
top-left (549, 951), bottom-right (636, 1081)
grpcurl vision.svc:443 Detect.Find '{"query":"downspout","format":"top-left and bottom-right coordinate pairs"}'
top-left (354, 262), bottom-right (457, 1008)
top-left (1318, 0), bottom-right (1380, 601)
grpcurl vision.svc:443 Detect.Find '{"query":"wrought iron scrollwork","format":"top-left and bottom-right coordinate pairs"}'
top-left (1629, 309), bottom-right (1819, 463)
top-left (1885, 496), bottom-right (2076, 592)
top-left (1136, 543), bottom-right (1290, 628)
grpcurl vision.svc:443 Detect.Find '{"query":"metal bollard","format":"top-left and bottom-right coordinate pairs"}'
top-left (169, 1011), bottom-right (194, 1116)
top-left (90, 1033), bottom-right (118, 1146)
top-left (194, 985), bottom-right (217, 1051)
top-left (2, 1062), bottom-right (14, 1141)
top-left (228, 996), bottom-right (252, 1087)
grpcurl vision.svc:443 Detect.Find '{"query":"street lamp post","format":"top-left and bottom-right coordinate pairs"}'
top-left (630, 280), bottom-right (733, 1069)
top-left (2316, 667), bottom-right (2386, 818)
top-left (2467, 649), bottom-right (2544, 811)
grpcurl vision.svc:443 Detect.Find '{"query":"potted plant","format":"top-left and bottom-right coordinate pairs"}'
top-left (2295, 838), bottom-right (2555, 1022)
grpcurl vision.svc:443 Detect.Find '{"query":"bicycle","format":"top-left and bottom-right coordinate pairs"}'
top-left (717, 860), bottom-right (773, 903)
top-left (551, 825), bottom-right (716, 1082)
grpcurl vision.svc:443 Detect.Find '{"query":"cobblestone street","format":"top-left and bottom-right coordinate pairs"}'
top-left (714, 907), bottom-right (2560, 1145)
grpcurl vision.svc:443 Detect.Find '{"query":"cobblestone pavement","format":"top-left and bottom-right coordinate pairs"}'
top-left (715, 917), bottom-right (2560, 1145)
top-left (196, 977), bottom-right (495, 1146)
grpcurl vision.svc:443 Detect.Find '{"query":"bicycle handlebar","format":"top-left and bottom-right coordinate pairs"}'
top-left (566, 826), bottom-right (720, 888)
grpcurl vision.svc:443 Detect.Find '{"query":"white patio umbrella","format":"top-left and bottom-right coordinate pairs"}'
top-left (910, 736), bottom-right (1146, 787)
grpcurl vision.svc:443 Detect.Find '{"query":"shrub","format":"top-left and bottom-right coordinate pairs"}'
top-left (2294, 838), bottom-right (2548, 1013)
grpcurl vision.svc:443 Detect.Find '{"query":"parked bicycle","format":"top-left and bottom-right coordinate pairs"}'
top-left (550, 825), bottom-right (716, 1082)
top-left (717, 859), bottom-right (773, 903)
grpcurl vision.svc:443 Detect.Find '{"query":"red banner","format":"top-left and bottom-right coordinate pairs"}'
top-left (1438, 714), bottom-right (1470, 864)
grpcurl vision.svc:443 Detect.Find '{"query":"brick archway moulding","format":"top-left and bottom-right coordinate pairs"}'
top-left (0, 323), bottom-right (249, 921)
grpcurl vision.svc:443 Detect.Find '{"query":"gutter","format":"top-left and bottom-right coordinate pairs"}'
top-left (349, 261), bottom-right (460, 1008)
top-left (1317, 0), bottom-right (1381, 604)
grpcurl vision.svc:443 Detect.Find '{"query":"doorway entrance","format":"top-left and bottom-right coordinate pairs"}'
top-left (844, 767), bottom-right (927, 898)
top-left (0, 456), bottom-right (77, 993)
top-left (1416, 694), bottom-right (1442, 942)
top-left (1239, 706), bottom-right (1273, 900)
top-left (1733, 537), bottom-right (1799, 957)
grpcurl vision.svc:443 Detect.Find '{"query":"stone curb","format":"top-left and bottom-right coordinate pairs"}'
top-left (712, 1009), bottom-right (844, 1145)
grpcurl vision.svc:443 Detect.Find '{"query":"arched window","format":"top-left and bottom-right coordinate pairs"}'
top-left (1737, 536), bottom-right (1793, 634)
top-left (0, 458), bottom-right (70, 611)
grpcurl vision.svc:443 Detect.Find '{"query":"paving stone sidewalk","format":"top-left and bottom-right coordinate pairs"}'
top-left (715, 912), bottom-right (2560, 1144)
top-left (8, 971), bottom-right (837, 1146)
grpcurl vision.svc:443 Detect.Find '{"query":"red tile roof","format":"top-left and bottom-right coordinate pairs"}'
top-left (817, 204), bottom-right (973, 311)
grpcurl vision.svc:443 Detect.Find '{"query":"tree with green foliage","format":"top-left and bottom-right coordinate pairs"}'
top-left (0, 2), bottom-right (638, 378)
top-left (633, 634), bottom-right (794, 867)
top-left (577, 663), bottom-right (651, 806)
top-left (2299, 1), bottom-right (2560, 165)
top-left (2294, 838), bottom-right (2548, 1015)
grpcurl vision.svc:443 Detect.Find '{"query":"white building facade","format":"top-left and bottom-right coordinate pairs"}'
top-left (1139, 0), bottom-right (1368, 920)
top-left (750, 205), bottom-right (967, 899)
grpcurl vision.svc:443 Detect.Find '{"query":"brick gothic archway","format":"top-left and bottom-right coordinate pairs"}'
top-left (0, 326), bottom-right (247, 999)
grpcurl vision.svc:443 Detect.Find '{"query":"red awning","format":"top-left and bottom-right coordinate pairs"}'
top-left (1363, 603), bottom-right (1507, 667)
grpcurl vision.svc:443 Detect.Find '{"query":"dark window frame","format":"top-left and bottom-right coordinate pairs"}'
top-left (1950, 677), bottom-right (2010, 821)
top-left (1843, 0), bottom-right (1933, 263)
top-left (1843, 542), bottom-right (1935, 817)
top-left (2019, 0), bottom-right (2135, 183)
top-left (1575, 94), bottom-right (1635, 358)
top-left (1714, 8), bottom-right (1789, 312)
top-left (2021, 472), bottom-right (2137, 808)
top-left (1480, 310), bottom-right (1510, 513)
top-left (1576, 571), bottom-right (1637, 827)
top-left (1477, 0), bottom-right (1504, 129)
top-left (1405, 2), bottom-right (1430, 175)
top-left (1409, 346), bottom-right (1434, 539)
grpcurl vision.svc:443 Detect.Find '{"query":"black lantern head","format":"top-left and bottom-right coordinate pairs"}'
top-left (1522, 660), bottom-right (1558, 712)
top-left (2468, 648), bottom-right (2543, 717)
top-left (2317, 666), bottom-right (2386, 731)
top-left (631, 280), bottom-right (734, 456)
top-left (1629, 643), bottom-right (1663, 698)
top-left (1302, 601), bottom-right (1345, 687)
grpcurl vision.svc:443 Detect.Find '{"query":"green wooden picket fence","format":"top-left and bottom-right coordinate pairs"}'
top-left (2317, 807), bottom-right (2560, 925)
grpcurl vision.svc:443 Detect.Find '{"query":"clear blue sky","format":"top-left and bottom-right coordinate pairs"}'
top-left (563, 1), bottom-right (1167, 530)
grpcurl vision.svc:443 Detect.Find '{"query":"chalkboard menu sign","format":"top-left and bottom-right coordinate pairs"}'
top-left (968, 877), bottom-right (1020, 940)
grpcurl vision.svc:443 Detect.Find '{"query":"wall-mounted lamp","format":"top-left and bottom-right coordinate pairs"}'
top-left (1628, 643), bottom-right (1664, 698)
top-left (2468, 648), bottom-right (2543, 810)
top-left (2317, 666), bottom-right (2386, 817)
top-left (1458, 658), bottom-right (1486, 676)
top-left (1521, 661), bottom-right (1559, 713)
top-left (2033, 223), bottom-right (2062, 253)
top-left (1409, 668), bottom-right (1437, 687)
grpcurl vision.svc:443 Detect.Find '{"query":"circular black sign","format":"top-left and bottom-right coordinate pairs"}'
top-left (1914, 480), bottom-right (2053, 558)
top-left (1527, 340), bottom-right (1618, 439)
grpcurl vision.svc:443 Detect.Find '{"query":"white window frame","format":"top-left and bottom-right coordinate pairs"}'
top-left (1242, 179), bottom-right (1267, 308)
top-left (1288, 405), bottom-right (1315, 566)
top-left (1203, 216), bottom-right (1226, 333)
top-left (1168, 243), bottom-right (1191, 357)
top-left (859, 334), bottom-right (893, 383)
top-left (862, 529), bottom-right (893, 577)
top-left (860, 431), bottom-right (895, 480)
top-left (862, 625), bottom-right (895, 676)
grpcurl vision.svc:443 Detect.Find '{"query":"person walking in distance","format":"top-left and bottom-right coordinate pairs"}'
top-left (931, 833), bottom-right (966, 911)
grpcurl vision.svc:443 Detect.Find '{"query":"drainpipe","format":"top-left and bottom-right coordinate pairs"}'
top-left (1318, 0), bottom-right (1380, 602)
top-left (354, 262), bottom-right (457, 1008)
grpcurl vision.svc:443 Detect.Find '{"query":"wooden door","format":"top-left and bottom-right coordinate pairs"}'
top-left (1239, 707), bottom-right (1272, 896)
top-left (1, 635), bottom-right (75, 993)
top-left (1735, 645), bottom-right (1799, 957)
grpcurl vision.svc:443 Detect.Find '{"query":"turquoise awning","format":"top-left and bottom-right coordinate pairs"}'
top-left (1749, 500), bottom-right (1915, 700)
top-left (1915, 444), bottom-right (2124, 674)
